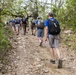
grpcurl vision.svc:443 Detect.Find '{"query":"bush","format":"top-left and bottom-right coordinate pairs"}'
top-left (0, 22), bottom-right (12, 62)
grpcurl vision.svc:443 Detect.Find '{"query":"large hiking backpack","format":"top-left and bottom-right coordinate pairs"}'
top-left (37, 20), bottom-right (44, 29)
top-left (48, 19), bottom-right (61, 35)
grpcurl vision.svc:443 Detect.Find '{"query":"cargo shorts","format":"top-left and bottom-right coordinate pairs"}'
top-left (48, 34), bottom-right (60, 48)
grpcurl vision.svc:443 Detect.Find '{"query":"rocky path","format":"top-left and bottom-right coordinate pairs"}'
top-left (2, 31), bottom-right (76, 75)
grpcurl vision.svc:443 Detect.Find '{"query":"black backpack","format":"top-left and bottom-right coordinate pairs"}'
top-left (48, 19), bottom-right (61, 35)
top-left (22, 18), bottom-right (27, 24)
top-left (15, 19), bottom-right (19, 24)
top-left (37, 20), bottom-right (45, 29)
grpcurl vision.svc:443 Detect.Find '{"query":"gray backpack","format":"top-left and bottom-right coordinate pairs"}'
top-left (37, 20), bottom-right (44, 29)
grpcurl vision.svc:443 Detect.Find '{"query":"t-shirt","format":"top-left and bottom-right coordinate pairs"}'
top-left (12, 20), bottom-right (15, 23)
top-left (44, 18), bottom-right (59, 34)
top-left (35, 20), bottom-right (38, 25)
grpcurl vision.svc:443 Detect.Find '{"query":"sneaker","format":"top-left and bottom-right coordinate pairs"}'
top-left (58, 59), bottom-right (63, 68)
top-left (50, 60), bottom-right (55, 64)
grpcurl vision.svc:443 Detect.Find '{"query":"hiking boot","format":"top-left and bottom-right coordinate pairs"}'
top-left (33, 34), bottom-right (36, 36)
top-left (50, 60), bottom-right (55, 64)
top-left (32, 33), bottom-right (33, 35)
top-left (16, 33), bottom-right (19, 35)
top-left (39, 42), bottom-right (42, 46)
top-left (58, 59), bottom-right (63, 68)
top-left (24, 33), bottom-right (26, 35)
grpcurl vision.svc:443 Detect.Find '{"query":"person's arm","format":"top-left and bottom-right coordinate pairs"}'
top-left (20, 21), bottom-right (23, 27)
top-left (43, 26), bottom-right (48, 41)
top-left (43, 20), bottom-right (49, 41)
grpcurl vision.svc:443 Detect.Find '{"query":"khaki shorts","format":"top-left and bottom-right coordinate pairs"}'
top-left (48, 35), bottom-right (60, 48)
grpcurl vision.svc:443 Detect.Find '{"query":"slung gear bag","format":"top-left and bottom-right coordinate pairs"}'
top-left (37, 20), bottom-right (44, 29)
top-left (48, 19), bottom-right (61, 35)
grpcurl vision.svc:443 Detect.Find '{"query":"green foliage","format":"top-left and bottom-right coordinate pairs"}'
top-left (52, 0), bottom-right (76, 31)
top-left (0, 22), bottom-right (12, 62)
top-left (62, 34), bottom-right (76, 50)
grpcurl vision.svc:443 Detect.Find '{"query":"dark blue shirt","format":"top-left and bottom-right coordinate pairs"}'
top-left (15, 19), bottom-right (21, 24)
top-left (12, 20), bottom-right (16, 23)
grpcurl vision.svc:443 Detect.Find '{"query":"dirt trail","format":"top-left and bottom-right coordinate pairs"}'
top-left (2, 31), bottom-right (76, 75)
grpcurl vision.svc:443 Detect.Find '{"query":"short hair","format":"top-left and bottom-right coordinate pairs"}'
top-left (48, 12), bottom-right (54, 17)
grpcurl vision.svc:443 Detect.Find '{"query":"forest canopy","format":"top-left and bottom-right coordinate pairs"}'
top-left (0, 0), bottom-right (76, 30)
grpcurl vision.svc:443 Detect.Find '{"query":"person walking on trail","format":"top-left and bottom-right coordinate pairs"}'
top-left (11, 19), bottom-right (16, 33)
top-left (28, 16), bottom-right (33, 32)
top-left (15, 18), bottom-right (21, 35)
top-left (31, 18), bottom-right (36, 36)
top-left (21, 17), bottom-right (28, 35)
top-left (44, 12), bottom-right (62, 68)
top-left (36, 17), bottom-right (45, 46)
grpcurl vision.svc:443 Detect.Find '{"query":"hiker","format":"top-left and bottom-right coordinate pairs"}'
top-left (44, 12), bottom-right (62, 68)
top-left (31, 18), bottom-right (36, 36)
top-left (10, 19), bottom-right (16, 33)
top-left (21, 17), bottom-right (28, 35)
top-left (15, 18), bottom-right (21, 35)
top-left (28, 16), bottom-right (33, 32)
top-left (35, 17), bottom-right (45, 46)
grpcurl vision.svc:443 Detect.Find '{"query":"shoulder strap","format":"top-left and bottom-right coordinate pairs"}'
top-left (48, 19), bottom-right (58, 24)
top-left (48, 19), bottom-right (54, 25)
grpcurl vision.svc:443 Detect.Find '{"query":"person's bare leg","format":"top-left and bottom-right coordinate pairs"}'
top-left (33, 29), bottom-right (36, 36)
top-left (12, 26), bottom-right (16, 33)
top-left (50, 48), bottom-right (55, 60)
top-left (16, 26), bottom-right (19, 35)
top-left (55, 48), bottom-right (61, 60)
top-left (39, 38), bottom-right (43, 46)
top-left (55, 48), bottom-right (63, 68)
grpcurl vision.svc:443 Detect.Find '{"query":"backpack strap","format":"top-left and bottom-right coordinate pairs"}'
top-left (48, 19), bottom-right (58, 25)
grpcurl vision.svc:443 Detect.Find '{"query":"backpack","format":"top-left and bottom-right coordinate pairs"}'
top-left (48, 19), bottom-right (61, 35)
top-left (15, 19), bottom-right (19, 24)
top-left (37, 19), bottom-right (44, 29)
top-left (32, 19), bottom-right (35, 23)
top-left (22, 18), bottom-right (26, 24)
top-left (31, 19), bottom-right (35, 26)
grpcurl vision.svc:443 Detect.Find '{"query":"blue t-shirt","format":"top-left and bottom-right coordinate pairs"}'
top-left (35, 20), bottom-right (38, 25)
top-left (18, 19), bottom-right (21, 24)
top-left (12, 20), bottom-right (16, 23)
top-left (44, 18), bottom-right (59, 34)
